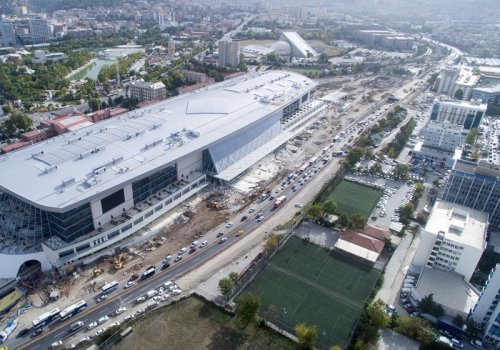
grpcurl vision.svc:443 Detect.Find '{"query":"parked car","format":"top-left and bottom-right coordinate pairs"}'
top-left (470, 339), bottom-right (483, 349)
top-left (87, 322), bottom-right (98, 330)
top-left (115, 307), bottom-right (127, 315)
top-left (125, 281), bottom-right (135, 289)
top-left (217, 232), bottom-right (224, 238)
top-left (161, 262), bottom-right (171, 270)
top-left (97, 316), bottom-right (109, 325)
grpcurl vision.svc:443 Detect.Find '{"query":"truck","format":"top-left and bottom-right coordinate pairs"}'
top-left (274, 195), bottom-right (287, 209)
top-left (146, 290), bottom-right (158, 298)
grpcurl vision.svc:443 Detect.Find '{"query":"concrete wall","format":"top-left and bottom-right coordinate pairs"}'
top-left (176, 152), bottom-right (202, 180)
top-left (90, 183), bottom-right (134, 228)
top-left (0, 251), bottom-right (51, 279)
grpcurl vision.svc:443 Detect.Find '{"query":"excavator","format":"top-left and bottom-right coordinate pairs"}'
top-left (114, 253), bottom-right (126, 270)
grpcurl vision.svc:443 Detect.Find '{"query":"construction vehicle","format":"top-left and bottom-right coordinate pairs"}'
top-left (114, 254), bottom-right (125, 270)
top-left (93, 268), bottom-right (103, 277)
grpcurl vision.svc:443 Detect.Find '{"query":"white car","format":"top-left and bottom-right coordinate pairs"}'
top-left (248, 207), bottom-right (255, 213)
top-left (294, 203), bottom-right (303, 208)
top-left (109, 322), bottom-right (120, 328)
top-left (115, 307), bottom-right (126, 315)
top-left (78, 336), bottom-right (91, 345)
top-left (136, 296), bottom-right (146, 303)
top-left (124, 314), bottom-right (135, 322)
top-left (65, 344), bottom-right (76, 350)
top-left (135, 308), bottom-right (146, 316)
top-left (97, 316), bottom-right (109, 325)
top-left (190, 241), bottom-right (198, 247)
top-left (164, 281), bottom-right (174, 288)
top-left (158, 287), bottom-right (164, 295)
top-left (163, 255), bottom-right (172, 262)
top-left (95, 328), bottom-right (105, 336)
top-left (200, 240), bottom-right (208, 248)
top-left (257, 216), bottom-right (264, 222)
top-left (124, 281), bottom-right (135, 289)
top-left (178, 247), bottom-right (187, 255)
top-left (87, 322), bottom-right (98, 330)
top-left (50, 340), bottom-right (63, 348)
top-left (171, 289), bottom-right (182, 296)
top-left (225, 222), bottom-right (233, 228)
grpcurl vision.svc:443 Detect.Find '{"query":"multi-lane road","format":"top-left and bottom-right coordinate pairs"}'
top-left (13, 153), bottom-right (326, 350)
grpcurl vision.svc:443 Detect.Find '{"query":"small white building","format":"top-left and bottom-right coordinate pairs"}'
top-left (410, 267), bottom-right (479, 320)
top-left (411, 200), bottom-right (488, 282)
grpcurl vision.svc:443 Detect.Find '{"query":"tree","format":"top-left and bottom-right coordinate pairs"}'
top-left (218, 277), bottom-right (235, 300)
top-left (453, 314), bottom-right (464, 328)
top-left (419, 294), bottom-right (444, 318)
top-left (454, 89), bottom-right (464, 100)
top-left (235, 294), bottom-right (261, 327)
top-left (322, 199), bottom-right (337, 215)
top-left (294, 323), bottom-right (318, 350)
top-left (229, 272), bottom-right (239, 284)
top-left (308, 204), bottom-right (324, 221)
top-left (366, 300), bottom-right (390, 328)
top-left (318, 53), bottom-right (329, 64)
top-left (329, 346), bottom-right (342, 350)
top-left (466, 128), bottom-right (478, 146)
top-left (399, 203), bottom-right (414, 225)
top-left (349, 213), bottom-right (367, 230)
top-left (264, 235), bottom-right (280, 252)
top-left (393, 164), bottom-right (410, 180)
top-left (88, 97), bottom-right (101, 111)
top-left (338, 213), bottom-right (349, 228)
top-left (395, 316), bottom-right (435, 344)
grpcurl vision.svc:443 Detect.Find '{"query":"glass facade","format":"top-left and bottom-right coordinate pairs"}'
top-left (47, 203), bottom-right (94, 243)
top-left (132, 165), bottom-right (177, 204)
top-left (0, 191), bottom-right (51, 253)
top-left (441, 167), bottom-right (500, 230)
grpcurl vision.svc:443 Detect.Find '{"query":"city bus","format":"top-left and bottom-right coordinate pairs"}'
top-left (101, 281), bottom-right (119, 295)
top-left (59, 300), bottom-right (88, 321)
top-left (32, 308), bottom-right (61, 328)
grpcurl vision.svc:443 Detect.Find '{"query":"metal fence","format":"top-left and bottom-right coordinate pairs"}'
top-left (228, 212), bottom-right (306, 302)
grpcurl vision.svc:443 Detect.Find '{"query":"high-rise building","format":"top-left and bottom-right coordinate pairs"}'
top-left (430, 99), bottom-right (487, 131)
top-left (436, 68), bottom-right (459, 96)
top-left (218, 39), bottom-right (240, 68)
top-left (28, 17), bottom-right (50, 43)
top-left (0, 20), bottom-right (17, 46)
top-left (440, 160), bottom-right (500, 230)
top-left (471, 264), bottom-right (500, 348)
top-left (411, 200), bottom-right (487, 281)
top-left (422, 121), bottom-right (464, 153)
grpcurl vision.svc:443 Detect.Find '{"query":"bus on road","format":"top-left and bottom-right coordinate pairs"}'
top-left (59, 300), bottom-right (88, 321)
top-left (101, 281), bottom-right (119, 295)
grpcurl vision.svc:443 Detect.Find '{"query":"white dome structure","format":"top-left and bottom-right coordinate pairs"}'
top-left (271, 41), bottom-right (292, 56)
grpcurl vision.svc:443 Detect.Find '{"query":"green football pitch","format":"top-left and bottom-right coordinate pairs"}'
top-left (243, 236), bottom-right (380, 349)
top-left (325, 179), bottom-right (382, 217)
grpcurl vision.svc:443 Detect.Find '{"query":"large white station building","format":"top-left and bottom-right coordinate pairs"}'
top-left (0, 71), bottom-right (324, 278)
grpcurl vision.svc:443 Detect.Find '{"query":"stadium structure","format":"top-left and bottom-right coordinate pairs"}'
top-left (0, 70), bottom-right (325, 278)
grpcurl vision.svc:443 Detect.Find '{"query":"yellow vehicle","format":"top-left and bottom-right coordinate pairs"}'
top-left (236, 230), bottom-right (244, 237)
top-left (1, 346), bottom-right (9, 350)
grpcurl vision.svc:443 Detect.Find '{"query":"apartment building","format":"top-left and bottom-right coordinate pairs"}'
top-left (411, 200), bottom-right (488, 281)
